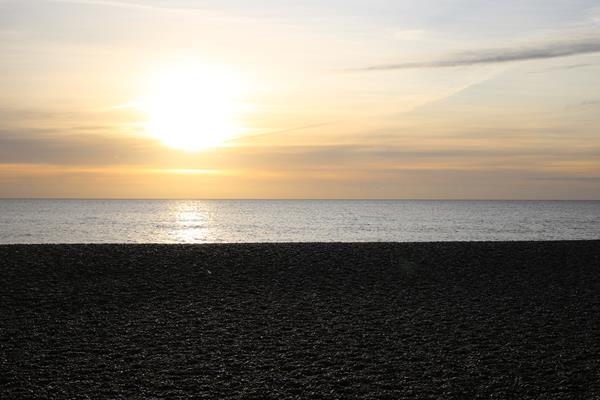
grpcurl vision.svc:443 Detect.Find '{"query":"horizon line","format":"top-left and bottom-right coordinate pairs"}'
top-left (0, 197), bottom-right (598, 201)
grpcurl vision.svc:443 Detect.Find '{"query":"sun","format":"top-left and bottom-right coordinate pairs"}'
top-left (138, 61), bottom-right (243, 151)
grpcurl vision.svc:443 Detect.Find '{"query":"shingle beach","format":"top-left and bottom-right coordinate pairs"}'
top-left (1, 241), bottom-right (599, 399)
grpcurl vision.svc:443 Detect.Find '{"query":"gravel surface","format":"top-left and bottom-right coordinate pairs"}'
top-left (1, 241), bottom-right (599, 399)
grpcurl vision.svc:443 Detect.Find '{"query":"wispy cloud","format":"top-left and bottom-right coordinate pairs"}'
top-left (232, 122), bottom-right (332, 142)
top-left (566, 99), bottom-right (600, 110)
top-left (358, 37), bottom-right (600, 71)
top-left (529, 62), bottom-right (600, 74)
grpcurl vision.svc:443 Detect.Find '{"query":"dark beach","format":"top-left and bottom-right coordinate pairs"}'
top-left (1, 241), bottom-right (599, 399)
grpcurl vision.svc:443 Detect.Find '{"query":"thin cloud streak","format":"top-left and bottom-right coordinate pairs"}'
top-left (566, 98), bottom-right (600, 110)
top-left (231, 122), bottom-right (332, 142)
top-left (359, 37), bottom-right (600, 71)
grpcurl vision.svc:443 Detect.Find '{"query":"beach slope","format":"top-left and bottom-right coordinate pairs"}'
top-left (1, 241), bottom-right (599, 399)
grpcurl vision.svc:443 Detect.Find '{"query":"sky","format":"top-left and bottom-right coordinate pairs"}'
top-left (0, 0), bottom-right (599, 199)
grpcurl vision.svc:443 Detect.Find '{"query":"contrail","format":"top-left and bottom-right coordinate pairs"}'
top-left (358, 37), bottom-right (600, 71)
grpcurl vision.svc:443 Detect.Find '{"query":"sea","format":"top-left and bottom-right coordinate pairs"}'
top-left (0, 199), bottom-right (598, 244)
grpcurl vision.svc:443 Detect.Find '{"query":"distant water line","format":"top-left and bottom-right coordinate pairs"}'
top-left (0, 199), bottom-right (599, 243)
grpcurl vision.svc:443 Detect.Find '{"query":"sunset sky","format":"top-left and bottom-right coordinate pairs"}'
top-left (1, 0), bottom-right (599, 199)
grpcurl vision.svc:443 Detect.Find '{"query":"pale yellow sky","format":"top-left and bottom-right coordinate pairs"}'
top-left (1, 0), bottom-right (600, 198)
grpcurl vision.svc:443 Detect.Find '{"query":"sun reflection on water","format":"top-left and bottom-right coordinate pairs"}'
top-left (173, 205), bottom-right (211, 243)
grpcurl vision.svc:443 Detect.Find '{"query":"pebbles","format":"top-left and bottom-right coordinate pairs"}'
top-left (1, 241), bottom-right (599, 399)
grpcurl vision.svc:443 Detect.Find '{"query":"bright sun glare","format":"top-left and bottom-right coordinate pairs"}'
top-left (138, 61), bottom-right (243, 151)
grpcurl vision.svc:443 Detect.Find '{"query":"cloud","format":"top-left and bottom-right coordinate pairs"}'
top-left (552, 62), bottom-right (599, 70)
top-left (528, 62), bottom-right (600, 74)
top-left (234, 122), bottom-right (332, 142)
top-left (565, 99), bottom-right (600, 110)
top-left (358, 37), bottom-right (600, 71)
top-left (0, 129), bottom-right (157, 166)
top-left (531, 175), bottom-right (600, 182)
top-left (578, 99), bottom-right (600, 106)
top-left (3, 128), bottom-right (600, 169)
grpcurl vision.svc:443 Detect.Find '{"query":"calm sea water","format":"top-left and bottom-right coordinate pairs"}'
top-left (0, 199), bottom-right (598, 243)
